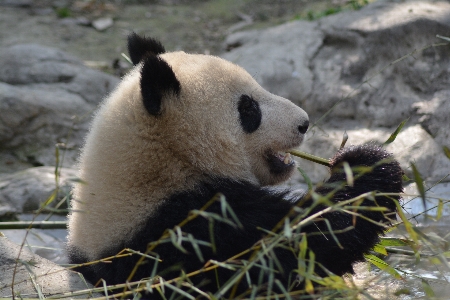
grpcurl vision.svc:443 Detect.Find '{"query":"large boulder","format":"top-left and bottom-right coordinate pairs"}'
top-left (0, 44), bottom-right (119, 173)
top-left (0, 235), bottom-right (100, 298)
top-left (222, 1), bottom-right (450, 183)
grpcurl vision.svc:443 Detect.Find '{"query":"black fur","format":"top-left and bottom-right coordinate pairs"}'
top-left (238, 94), bottom-right (262, 133)
top-left (127, 32), bottom-right (166, 65)
top-left (140, 55), bottom-right (181, 116)
top-left (69, 144), bottom-right (402, 298)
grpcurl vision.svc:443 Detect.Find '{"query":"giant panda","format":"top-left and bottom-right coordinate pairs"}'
top-left (67, 33), bottom-right (403, 298)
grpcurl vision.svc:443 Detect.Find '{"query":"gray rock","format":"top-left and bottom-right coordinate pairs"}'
top-left (223, 21), bottom-right (323, 104)
top-left (0, 44), bottom-right (119, 171)
top-left (92, 17), bottom-right (114, 31)
top-left (2, 214), bottom-right (68, 264)
top-left (0, 167), bottom-right (77, 213)
top-left (0, 235), bottom-right (99, 298)
top-left (414, 90), bottom-right (450, 149)
top-left (386, 125), bottom-right (450, 182)
top-left (309, 1), bottom-right (450, 127)
top-left (0, 0), bottom-right (32, 7)
top-left (222, 1), bottom-right (450, 183)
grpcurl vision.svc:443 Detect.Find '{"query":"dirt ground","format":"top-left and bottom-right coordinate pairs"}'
top-left (0, 0), bottom-right (360, 71)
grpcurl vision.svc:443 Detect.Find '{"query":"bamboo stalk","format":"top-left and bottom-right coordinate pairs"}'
top-left (288, 149), bottom-right (330, 167)
top-left (0, 221), bottom-right (67, 230)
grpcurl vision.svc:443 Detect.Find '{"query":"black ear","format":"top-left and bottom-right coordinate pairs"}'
top-left (140, 55), bottom-right (181, 116)
top-left (128, 32), bottom-right (166, 65)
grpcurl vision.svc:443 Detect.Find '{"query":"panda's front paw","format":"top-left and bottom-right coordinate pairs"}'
top-left (327, 143), bottom-right (403, 212)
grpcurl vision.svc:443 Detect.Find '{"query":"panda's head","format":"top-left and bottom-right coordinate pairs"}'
top-left (94, 34), bottom-right (309, 188)
top-left (68, 34), bottom-right (310, 258)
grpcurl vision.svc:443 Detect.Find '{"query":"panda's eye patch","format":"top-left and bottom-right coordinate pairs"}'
top-left (238, 94), bottom-right (262, 133)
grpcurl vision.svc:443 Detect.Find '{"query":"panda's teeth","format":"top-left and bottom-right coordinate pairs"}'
top-left (283, 153), bottom-right (291, 165)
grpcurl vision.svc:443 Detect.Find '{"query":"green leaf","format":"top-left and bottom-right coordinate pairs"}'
top-left (299, 236), bottom-right (308, 260)
top-left (283, 217), bottom-right (292, 239)
top-left (402, 174), bottom-right (411, 182)
top-left (380, 237), bottom-right (414, 247)
top-left (163, 282), bottom-right (196, 299)
top-left (372, 244), bottom-right (388, 256)
top-left (411, 163), bottom-right (426, 210)
top-left (187, 233), bottom-right (204, 262)
top-left (444, 146), bottom-right (450, 160)
top-left (421, 279), bottom-right (435, 297)
top-left (395, 201), bottom-right (419, 245)
top-left (384, 118), bottom-right (409, 145)
top-left (364, 254), bottom-right (402, 279)
top-left (297, 166), bottom-right (313, 191)
top-left (343, 162), bottom-right (354, 187)
top-left (41, 190), bottom-right (57, 208)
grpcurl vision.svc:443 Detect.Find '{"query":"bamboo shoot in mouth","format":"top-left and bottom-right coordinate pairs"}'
top-left (288, 149), bottom-right (331, 167)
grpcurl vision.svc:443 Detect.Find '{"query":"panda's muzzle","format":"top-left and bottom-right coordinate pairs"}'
top-left (265, 150), bottom-right (296, 175)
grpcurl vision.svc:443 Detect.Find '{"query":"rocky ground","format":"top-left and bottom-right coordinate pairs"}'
top-left (0, 0), bottom-right (355, 70)
top-left (1, 0), bottom-right (450, 298)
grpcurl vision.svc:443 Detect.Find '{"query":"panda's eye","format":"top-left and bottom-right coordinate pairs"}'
top-left (238, 94), bottom-right (261, 133)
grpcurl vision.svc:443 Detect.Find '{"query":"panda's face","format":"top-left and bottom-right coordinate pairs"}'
top-left (134, 51), bottom-right (309, 186)
top-left (236, 92), bottom-right (309, 186)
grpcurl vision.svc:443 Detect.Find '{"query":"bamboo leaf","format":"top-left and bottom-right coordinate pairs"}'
top-left (364, 254), bottom-right (402, 279)
top-left (306, 251), bottom-right (316, 295)
top-left (421, 279), bottom-right (435, 297)
top-left (121, 52), bottom-right (133, 65)
top-left (411, 163), bottom-right (426, 210)
top-left (384, 118), bottom-right (409, 145)
top-left (163, 282), bottom-right (196, 299)
top-left (274, 279), bottom-right (292, 300)
top-left (305, 278), bottom-right (314, 294)
top-left (395, 202), bottom-right (419, 245)
top-left (283, 217), bottom-right (292, 239)
top-left (187, 233), bottom-right (204, 262)
top-left (402, 174), bottom-right (411, 182)
top-left (168, 229), bottom-right (188, 254)
top-left (41, 189), bottom-right (58, 208)
top-left (297, 166), bottom-right (313, 191)
top-left (343, 162), bottom-right (354, 187)
top-left (444, 146), bottom-right (450, 160)
top-left (373, 244), bottom-right (388, 256)
top-left (380, 237), bottom-right (414, 247)
top-left (218, 194), bottom-right (243, 229)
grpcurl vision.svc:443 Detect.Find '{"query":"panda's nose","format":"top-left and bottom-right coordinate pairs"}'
top-left (298, 120), bottom-right (309, 134)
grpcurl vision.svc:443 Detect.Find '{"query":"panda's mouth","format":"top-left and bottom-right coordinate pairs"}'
top-left (265, 150), bottom-right (296, 175)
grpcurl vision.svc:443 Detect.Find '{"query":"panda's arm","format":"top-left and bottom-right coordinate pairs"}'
top-left (185, 144), bottom-right (403, 280)
top-left (297, 143), bottom-right (403, 276)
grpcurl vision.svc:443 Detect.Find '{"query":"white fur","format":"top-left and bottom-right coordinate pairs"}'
top-left (68, 52), bottom-right (308, 260)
